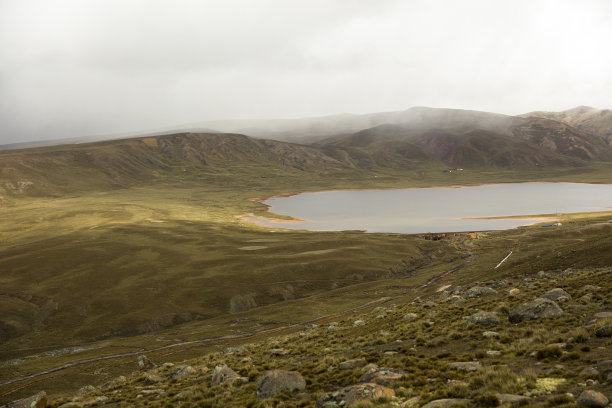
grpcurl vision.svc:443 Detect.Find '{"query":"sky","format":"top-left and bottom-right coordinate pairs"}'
top-left (1, 0), bottom-right (612, 144)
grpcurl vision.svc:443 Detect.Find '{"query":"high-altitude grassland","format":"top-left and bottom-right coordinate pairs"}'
top-left (0, 107), bottom-right (611, 407)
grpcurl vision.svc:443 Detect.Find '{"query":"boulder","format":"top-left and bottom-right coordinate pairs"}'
top-left (508, 288), bottom-right (521, 296)
top-left (576, 390), bottom-right (608, 407)
top-left (497, 394), bottom-right (529, 405)
top-left (211, 364), bottom-right (241, 385)
top-left (509, 298), bottom-right (564, 323)
top-left (269, 348), bottom-right (290, 356)
top-left (3, 391), bottom-right (47, 408)
top-left (316, 383), bottom-right (395, 407)
top-left (595, 325), bottom-right (611, 338)
top-left (448, 362), bottom-right (481, 372)
top-left (541, 288), bottom-right (572, 302)
top-left (137, 354), bottom-right (156, 370)
top-left (464, 286), bottom-right (497, 298)
top-left (256, 370), bottom-right (305, 399)
top-left (168, 365), bottom-right (195, 380)
top-left (359, 368), bottom-right (409, 385)
top-left (143, 373), bottom-right (163, 385)
top-left (353, 320), bottom-right (365, 327)
top-left (421, 398), bottom-right (471, 408)
top-left (579, 367), bottom-right (600, 377)
top-left (467, 311), bottom-right (500, 326)
top-left (404, 313), bottom-right (418, 321)
top-left (339, 358), bottom-right (367, 370)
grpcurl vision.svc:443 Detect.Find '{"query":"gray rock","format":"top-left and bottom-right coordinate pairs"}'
top-left (508, 288), bottom-right (521, 296)
top-left (137, 354), bottom-right (156, 370)
top-left (580, 367), bottom-right (600, 377)
top-left (3, 391), bottom-right (47, 408)
top-left (269, 348), bottom-right (290, 356)
top-left (576, 390), bottom-right (608, 407)
top-left (421, 398), bottom-right (471, 408)
top-left (581, 285), bottom-right (601, 292)
top-left (359, 368), bottom-right (409, 385)
top-left (169, 365), bottom-right (195, 380)
top-left (448, 361), bottom-right (481, 372)
top-left (143, 373), bottom-right (163, 385)
top-left (595, 325), bottom-right (612, 338)
top-left (509, 298), bottom-right (564, 323)
top-left (593, 311), bottom-right (612, 319)
top-left (486, 350), bottom-right (501, 357)
top-left (256, 370), bottom-right (305, 399)
top-left (464, 286), bottom-right (497, 298)
top-left (404, 313), bottom-right (418, 321)
top-left (467, 311), bottom-right (500, 326)
top-left (483, 331), bottom-right (500, 338)
top-left (498, 394), bottom-right (529, 405)
top-left (541, 288), bottom-right (572, 302)
top-left (316, 383), bottom-right (395, 407)
top-left (339, 358), bottom-right (367, 370)
top-left (211, 364), bottom-right (241, 385)
top-left (76, 385), bottom-right (96, 396)
top-left (353, 320), bottom-right (365, 327)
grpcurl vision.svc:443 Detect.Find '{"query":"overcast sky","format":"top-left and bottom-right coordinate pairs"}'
top-left (1, 0), bottom-right (612, 144)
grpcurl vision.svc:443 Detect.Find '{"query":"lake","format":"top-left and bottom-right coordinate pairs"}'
top-left (248, 183), bottom-right (612, 233)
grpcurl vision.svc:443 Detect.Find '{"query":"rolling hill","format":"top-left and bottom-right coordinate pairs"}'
top-left (522, 106), bottom-right (612, 146)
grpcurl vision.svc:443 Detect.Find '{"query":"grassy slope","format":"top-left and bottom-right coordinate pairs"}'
top-left (0, 132), bottom-right (611, 404)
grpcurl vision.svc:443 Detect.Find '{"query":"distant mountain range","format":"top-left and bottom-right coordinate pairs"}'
top-left (1, 106), bottom-right (611, 196)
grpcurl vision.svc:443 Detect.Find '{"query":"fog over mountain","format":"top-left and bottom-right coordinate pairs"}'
top-left (1, 0), bottom-right (611, 144)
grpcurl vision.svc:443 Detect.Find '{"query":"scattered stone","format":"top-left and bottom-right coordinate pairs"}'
top-left (580, 367), bottom-right (600, 377)
top-left (497, 393), bottom-right (529, 405)
top-left (224, 346), bottom-right (245, 354)
top-left (143, 372), bottom-right (163, 385)
top-left (373, 306), bottom-right (385, 312)
top-left (316, 383), bottom-right (395, 407)
top-left (100, 375), bottom-right (126, 389)
top-left (451, 286), bottom-right (463, 295)
top-left (363, 363), bottom-right (379, 372)
top-left (421, 398), bottom-right (471, 408)
top-left (256, 370), bottom-right (306, 399)
top-left (448, 295), bottom-right (465, 303)
top-left (509, 298), bottom-right (564, 323)
top-left (467, 311), bottom-right (500, 326)
top-left (137, 354), bottom-right (156, 370)
top-left (3, 391), bottom-right (47, 408)
top-left (483, 331), bottom-right (499, 338)
top-left (508, 288), bottom-right (520, 296)
top-left (576, 390), bottom-right (608, 407)
top-left (211, 364), bottom-right (241, 385)
top-left (353, 320), bottom-right (365, 327)
top-left (593, 311), bottom-right (612, 320)
top-left (400, 396), bottom-right (420, 407)
top-left (486, 350), bottom-right (501, 357)
top-left (464, 286), bottom-right (497, 298)
top-left (582, 285), bottom-right (601, 292)
top-left (76, 385), bottom-right (96, 396)
top-left (269, 348), bottom-right (290, 356)
top-left (595, 325), bottom-right (612, 338)
top-left (536, 271), bottom-right (549, 278)
top-left (447, 380), bottom-right (469, 387)
top-left (448, 362), bottom-right (481, 372)
top-left (168, 365), bottom-right (195, 380)
top-left (541, 288), bottom-right (572, 302)
top-left (339, 358), bottom-right (367, 370)
top-left (359, 368), bottom-right (409, 385)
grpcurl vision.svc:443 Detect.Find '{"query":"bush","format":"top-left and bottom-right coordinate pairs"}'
top-left (536, 346), bottom-right (563, 360)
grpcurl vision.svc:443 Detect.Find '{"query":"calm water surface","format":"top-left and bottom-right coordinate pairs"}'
top-left (251, 183), bottom-right (612, 233)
